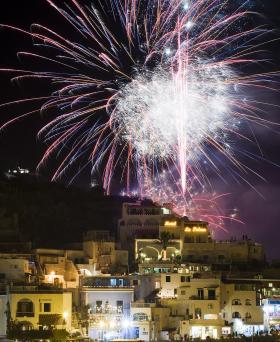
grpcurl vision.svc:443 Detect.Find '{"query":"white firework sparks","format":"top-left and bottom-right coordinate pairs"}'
top-left (113, 61), bottom-right (234, 161)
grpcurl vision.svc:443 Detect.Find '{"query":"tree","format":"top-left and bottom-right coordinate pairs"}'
top-left (160, 231), bottom-right (172, 260)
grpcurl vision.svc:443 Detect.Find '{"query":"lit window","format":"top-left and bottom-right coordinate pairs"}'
top-left (116, 300), bottom-right (123, 313)
top-left (195, 308), bottom-right (202, 319)
top-left (96, 301), bottom-right (102, 313)
top-left (197, 288), bottom-right (204, 299)
top-left (232, 312), bottom-right (241, 319)
top-left (110, 278), bottom-right (117, 286)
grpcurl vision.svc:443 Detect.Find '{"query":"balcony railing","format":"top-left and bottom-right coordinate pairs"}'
top-left (16, 312), bottom-right (35, 317)
top-left (189, 295), bottom-right (218, 300)
top-left (10, 285), bottom-right (64, 293)
top-left (131, 303), bottom-right (155, 308)
top-left (89, 311), bottom-right (126, 317)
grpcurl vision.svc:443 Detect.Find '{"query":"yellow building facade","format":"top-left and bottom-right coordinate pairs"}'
top-left (9, 286), bottom-right (72, 331)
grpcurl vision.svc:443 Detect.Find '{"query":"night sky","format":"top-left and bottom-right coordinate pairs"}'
top-left (0, 0), bottom-right (280, 258)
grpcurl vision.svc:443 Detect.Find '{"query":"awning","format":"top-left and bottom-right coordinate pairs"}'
top-left (39, 314), bottom-right (64, 326)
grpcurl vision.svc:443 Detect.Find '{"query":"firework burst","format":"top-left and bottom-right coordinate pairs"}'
top-left (0, 0), bottom-right (278, 227)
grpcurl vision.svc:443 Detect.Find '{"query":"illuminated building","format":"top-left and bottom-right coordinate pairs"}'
top-left (0, 256), bottom-right (35, 282)
top-left (36, 230), bottom-right (128, 292)
top-left (118, 202), bottom-right (173, 262)
top-left (81, 276), bottom-right (134, 340)
top-left (136, 216), bottom-right (264, 268)
top-left (83, 230), bottom-right (128, 274)
top-left (221, 281), bottom-right (264, 336)
top-left (6, 166), bottom-right (30, 176)
top-left (224, 278), bottom-right (280, 333)
top-left (8, 284), bottom-right (72, 331)
top-left (131, 302), bottom-right (171, 341)
top-left (0, 286), bottom-right (7, 337)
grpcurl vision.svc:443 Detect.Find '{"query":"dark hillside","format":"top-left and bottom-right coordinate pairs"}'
top-left (0, 174), bottom-right (132, 247)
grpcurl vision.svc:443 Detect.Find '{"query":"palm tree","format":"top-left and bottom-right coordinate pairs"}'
top-left (160, 231), bottom-right (171, 260)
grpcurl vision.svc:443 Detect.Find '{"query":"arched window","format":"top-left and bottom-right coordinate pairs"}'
top-left (245, 312), bottom-right (252, 319)
top-left (232, 299), bottom-right (241, 305)
top-left (245, 299), bottom-right (252, 306)
top-left (232, 312), bottom-right (241, 319)
top-left (17, 299), bottom-right (34, 317)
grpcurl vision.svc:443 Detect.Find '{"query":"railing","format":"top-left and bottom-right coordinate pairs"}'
top-left (131, 303), bottom-right (155, 308)
top-left (268, 313), bottom-right (280, 318)
top-left (82, 285), bottom-right (133, 289)
top-left (16, 312), bottom-right (35, 317)
top-left (189, 295), bottom-right (218, 300)
top-left (10, 285), bottom-right (64, 293)
top-left (89, 311), bottom-right (127, 317)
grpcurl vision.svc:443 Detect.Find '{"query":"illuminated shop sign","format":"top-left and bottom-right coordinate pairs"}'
top-left (185, 226), bottom-right (207, 233)
top-left (164, 221), bottom-right (177, 227)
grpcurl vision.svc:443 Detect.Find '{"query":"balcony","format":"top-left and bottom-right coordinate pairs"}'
top-left (189, 318), bottom-right (225, 326)
top-left (131, 303), bottom-right (156, 308)
top-left (16, 312), bottom-right (35, 317)
top-left (189, 295), bottom-right (218, 300)
top-left (10, 285), bottom-right (64, 293)
top-left (90, 310), bottom-right (124, 316)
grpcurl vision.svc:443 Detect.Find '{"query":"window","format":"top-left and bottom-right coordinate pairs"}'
top-left (96, 300), bottom-right (102, 313)
top-left (208, 304), bottom-right (213, 309)
top-left (232, 312), bottom-right (241, 319)
top-left (245, 299), bottom-right (252, 306)
top-left (133, 279), bottom-right (138, 286)
top-left (245, 312), bottom-right (252, 319)
top-left (181, 276), bottom-right (186, 282)
top-left (54, 278), bottom-right (60, 286)
top-left (166, 275), bottom-right (171, 282)
top-left (208, 289), bottom-right (216, 300)
top-left (181, 290), bottom-right (186, 295)
top-left (195, 308), bottom-right (202, 319)
top-left (197, 288), bottom-right (204, 299)
top-left (116, 300), bottom-right (123, 313)
top-left (104, 301), bottom-right (110, 313)
top-left (43, 303), bottom-right (51, 312)
top-left (16, 299), bottom-right (34, 317)
top-left (110, 278), bottom-right (117, 286)
top-left (232, 299), bottom-right (241, 305)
